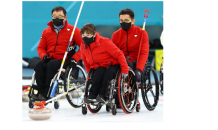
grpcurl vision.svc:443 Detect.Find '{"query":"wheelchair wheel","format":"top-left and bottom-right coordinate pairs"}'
top-left (82, 105), bottom-right (87, 115)
top-left (112, 105), bottom-right (117, 115)
top-left (87, 104), bottom-right (102, 113)
top-left (28, 71), bottom-right (62, 102)
top-left (160, 81), bottom-right (164, 94)
top-left (141, 64), bottom-right (159, 111)
top-left (117, 67), bottom-right (139, 114)
top-left (160, 60), bottom-right (163, 95)
top-left (136, 104), bottom-right (140, 112)
top-left (136, 100), bottom-right (140, 112)
top-left (54, 100), bottom-right (59, 109)
top-left (83, 71), bottom-right (102, 113)
top-left (28, 72), bottom-right (41, 107)
top-left (64, 65), bottom-right (86, 108)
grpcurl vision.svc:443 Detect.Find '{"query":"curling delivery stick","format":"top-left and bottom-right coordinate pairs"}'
top-left (137, 9), bottom-right (149, 65)
top-left (34, 83), bottom-right (86, 107)
top-left (49, 1), bottom-right (85, 98)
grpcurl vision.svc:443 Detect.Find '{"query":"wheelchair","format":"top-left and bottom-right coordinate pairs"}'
top-left (28, 60), bottom-right (87, 109)
top-left (140, 62), bottom-right (160, 111)
top-left (81, 65), bottom-right (140, 115)
top-left (159, 57), bottom-right (163, 95)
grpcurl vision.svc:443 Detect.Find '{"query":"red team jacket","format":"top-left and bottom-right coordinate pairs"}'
top-left (111, 24), bottom-right (149, 72)
top-left (37, 20), bottom-right (83, 62)
top-left (80, 32), bottom-right (129, 74)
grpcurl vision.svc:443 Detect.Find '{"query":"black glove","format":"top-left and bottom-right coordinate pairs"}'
top-left (134, 69), bottom-right (142, 82)
top-left (63, 58), bottom-right (77, 69)
top-left (70, 58), bottom-right (77, 69)
top-left (43, 55), bottom-right (52, 63)
top-left (122, 73), bottom-right (128, 82)
top-left (67, 42), bottom-right (77, 61)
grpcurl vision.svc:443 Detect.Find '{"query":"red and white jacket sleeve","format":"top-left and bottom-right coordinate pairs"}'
top-left (80, 46), bottom-right (90, 73)
top-left (105, 40), bottom-right (129, 74)
top-left (72, 28), bottom-right (83, 62)
top-left (136, 31), bottom-right (149, 72)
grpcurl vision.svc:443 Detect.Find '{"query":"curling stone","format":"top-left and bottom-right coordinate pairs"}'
top-left (70, 88), bottom-right (83, 98)
top-left (29, 102), bottom-right (52, 120)
top-left (22, 87), bottom-right (30, 102)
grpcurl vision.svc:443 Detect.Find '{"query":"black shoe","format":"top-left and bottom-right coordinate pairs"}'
top-left (96, 95), bottom-right (106, 103)
top-left (29, 85), bottom-right (39, 100)
top-left (38, 94), bottom-right (48, 101)
top-left (88, 92), bottom-right (97, 102)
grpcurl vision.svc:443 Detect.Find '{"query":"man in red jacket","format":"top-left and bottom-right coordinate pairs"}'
top-left (111, 8), bottom-right (149, 82)
top-left (80, 23), bottom-right (129, 103)
top-left (31, 6), bottom-right (83, 100)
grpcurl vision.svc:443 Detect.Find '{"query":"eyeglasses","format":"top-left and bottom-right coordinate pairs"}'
top-left (52, 15), bottom-right (65, 19)
top-left (81, 34), bottom-right (94, 38)
top-left (119, 19), bottom-right (131, 23)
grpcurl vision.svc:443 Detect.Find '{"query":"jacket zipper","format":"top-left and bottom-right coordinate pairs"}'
top-left (53, 30), bottom-right (59, 58)
top-left (89, 45), bottom-right (100, 67)
top-left (126, 31), bottom-right (129, 56)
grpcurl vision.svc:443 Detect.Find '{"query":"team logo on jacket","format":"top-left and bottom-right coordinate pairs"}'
top-left (134, 35), bottom-right (137, 37)
top-left (68, 46), bottom-right (74, 51)
top-left (67, 28), bottom-right (70, 31)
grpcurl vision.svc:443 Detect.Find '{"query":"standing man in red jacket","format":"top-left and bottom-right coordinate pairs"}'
top-left (111, 8), bottom-right (149, 82)
top-left (31, 6), bottom-right (83, 100)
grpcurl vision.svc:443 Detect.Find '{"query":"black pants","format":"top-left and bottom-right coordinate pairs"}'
top-left (90, 64), bottom-right (120, 97)
top-left (34, 60), bottom-right (62, 97)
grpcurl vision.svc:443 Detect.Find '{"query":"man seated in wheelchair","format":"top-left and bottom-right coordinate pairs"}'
top-left (30, 6), bottom-right (83, 101)
top-left (111, 8), bottom-right (149, 82)
top-left (80, 23), bottom-right (129, 103)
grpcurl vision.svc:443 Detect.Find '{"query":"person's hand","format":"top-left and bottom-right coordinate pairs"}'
top-left (70, 59), bottom-right (77, 69)
top-left (43, 55), bottom-right (52, 63)
top-left (67, 44), bottom-right (77, 59)
top-left (63, 58), bottom-right (77, 69)
top-left (134, 69), bottom-right (142, 82)
top-left (122, 73), bottom-right (128, 81)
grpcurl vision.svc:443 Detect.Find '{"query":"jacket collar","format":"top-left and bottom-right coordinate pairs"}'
top-left (47, 20), bottom-right (68, 30)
